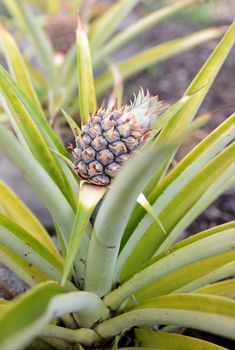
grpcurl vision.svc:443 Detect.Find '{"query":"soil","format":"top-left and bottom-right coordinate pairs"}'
top-left (0, 264), bottom-right (27, 299)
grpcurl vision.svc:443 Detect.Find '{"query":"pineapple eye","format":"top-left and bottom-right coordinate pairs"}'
top-left (73, 147), bottom-right (82, 159)
top-left (88, 161), bottom-right (104, 177)
top-left (97, 149), bottom-right (114, 165)
top-left (82, 134), bottom-right (92, 145)
top-left (109, 141), bottom-right (128, 156)
top-left (105, 162), bottom-right (121, 178)
top-left (104, 128), bottom-right (120, 143)
top-left (75, 160), bottom-right (89, 177)
top-left (91, 175), bottom-right (110, 186)
top-left (91, 136), bottom-right (108, 151)
top-left (124, 136), bottom-right (139, 151)
top-left (116, 154), bottom-right (130, 163)
top-left (82, 147), bottom-right (96, 163)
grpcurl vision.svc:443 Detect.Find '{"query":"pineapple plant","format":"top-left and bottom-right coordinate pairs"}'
top-left (0, 8), bottom-right (235, 350)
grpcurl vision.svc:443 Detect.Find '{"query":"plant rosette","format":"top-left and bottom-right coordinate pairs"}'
top-left (0, 10), bottom-right (235, 350)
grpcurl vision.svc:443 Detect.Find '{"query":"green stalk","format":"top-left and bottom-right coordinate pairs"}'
top-left (42, 325), bottom-right (101, 347)
top-left (62, 183), bottom-right (106, 286)
top-left (49, 292), bottom-right (110, 328)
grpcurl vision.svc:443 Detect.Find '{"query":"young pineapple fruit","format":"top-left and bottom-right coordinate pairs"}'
top-left (45, 14), bottom-right (77, 54)
top-left (71, 90), bottom-right (164, 186)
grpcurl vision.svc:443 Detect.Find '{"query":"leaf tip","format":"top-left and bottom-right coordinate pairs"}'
top-left (76, 13), bottom-right (84, 37)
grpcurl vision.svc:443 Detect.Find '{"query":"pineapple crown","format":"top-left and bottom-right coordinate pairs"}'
top-left (72, 89), bottom-right (165, 186)
top-left (94, 88), bottom-right (164, 130)
top-left (123, 88), bottom-right (164, 127)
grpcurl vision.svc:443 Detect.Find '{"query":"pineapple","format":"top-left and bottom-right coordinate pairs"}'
top-left (71, 90), bottom-right (164, 186)
top-left (45, 14), bottom-right (77, 54)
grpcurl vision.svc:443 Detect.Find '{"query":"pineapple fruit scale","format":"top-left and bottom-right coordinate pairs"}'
top-left (71, 90), bottom-right (164, 186)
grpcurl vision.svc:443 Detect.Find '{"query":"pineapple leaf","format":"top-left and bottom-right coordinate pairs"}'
top-left (0, 180), bottom-right (61, 262)
top-left (124, 109), bottom-right (235, 252)
top-left (0, 25), bottom-right (44, 116)
top-left (125, 250), bottom-right (235, 307)
top-left (0, 125), bottom-right (75, 247)
top-left (137, 221), bottom-right (235, 275)
top-left (150, 95), bottom-right (191, 133)
top-left (118, 348), bottom-right (151, 350)
top-left (61, 108), bottom-right (81, 137)
top-left (137, 193), bottom-right (166, 235)
top-left (106, 224), bottom-right (235, 309)
top-left (4, 0), bottom-right (57, 89)
top-left (0, 65), bottom-right (67, 155)
top-left (95, 26), bottom-right (223, 96)
top-left (195, 279), bottom-right (235, 298)
top-left (0, 213), bottom-right (68, 284)
top-left (0, 282), bottom-right (65, 350)
top-left (42, 0), bottom-right (61, 14)
top-left (93, 0), bottom-right (208, 65)
top-left (49, 147), bottom-right (77, 173)
top-left (60, 45), bottom-right (77, 84)
top-left (0, 281), bottom-right (108, 350)
top-left (118, 140), bottom-right (235, 281)
top-left (0, 65), bottom-right (77, 209)
top-left (2, 0), bottom-right (28, 31)
top-left (0, 243), bottom-right (48, 287)
top-left (97, 294), bottom-right (235, 340)
top-left (108, 62), bottom-right (124, 109)
top-left (123, 21), bottom-right (235, 249)
top-left (85, 137), bottom-right (183, 297)
top-left (89, 0), bottom-right (141, 50)
top-left (135, 329), bottom-right (227, 350)
top-left (77, 16), bottom-right (97, 120)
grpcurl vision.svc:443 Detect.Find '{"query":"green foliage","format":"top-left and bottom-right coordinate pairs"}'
top-left (1, 0), bottom-right (224, 116)
top-left (0, 1), bottom-right (235, 350)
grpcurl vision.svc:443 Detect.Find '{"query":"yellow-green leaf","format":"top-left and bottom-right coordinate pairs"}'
top-left (95, 27), bottom-right (223, 96)
top-left (0, 180), bottom-right (61, 262)
top-left (77, 17), bottom-right (96, 120)
top-left (135, 329), bottom-right (227, 350)
top-left (0, 25), bottom-right (44, 116)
